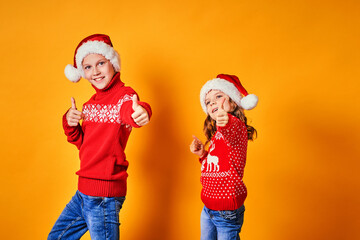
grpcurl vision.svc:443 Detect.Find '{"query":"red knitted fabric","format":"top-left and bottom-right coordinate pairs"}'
top-left (63, 73), bottom-right (152, 197)
top-left (200, 114), bottom-right (248, 210)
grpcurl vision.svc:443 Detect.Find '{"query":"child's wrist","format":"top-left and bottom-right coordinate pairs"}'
top-left (199, 151), bottom-right (207, 159)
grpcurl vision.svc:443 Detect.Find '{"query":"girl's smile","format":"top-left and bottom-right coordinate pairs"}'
top-left (205, 90), bottom-right (233, 120)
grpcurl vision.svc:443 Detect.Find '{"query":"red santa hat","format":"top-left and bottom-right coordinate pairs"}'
top-left (200, 74), bottom-right (258, 113)
top-left (64, 34), bottom-right (121, 82)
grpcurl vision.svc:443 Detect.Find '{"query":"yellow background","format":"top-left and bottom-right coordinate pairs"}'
top-left (0, 0), bottom-right (359, 239)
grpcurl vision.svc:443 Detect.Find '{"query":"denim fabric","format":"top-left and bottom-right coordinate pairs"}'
top-left (200, 205), bottom-right (245, 240)
top-left (48, 191), bottom-right (125, 240)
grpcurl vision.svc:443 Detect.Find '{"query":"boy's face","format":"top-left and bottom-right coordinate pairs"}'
top-left (82, 53), bottom-right (115, 89)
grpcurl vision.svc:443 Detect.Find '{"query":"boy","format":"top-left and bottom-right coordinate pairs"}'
top-left (48, 34), bottom-right (152, 240)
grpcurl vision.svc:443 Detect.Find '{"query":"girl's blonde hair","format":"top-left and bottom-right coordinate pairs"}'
top-left (203, 98), bottom-right (257, 145)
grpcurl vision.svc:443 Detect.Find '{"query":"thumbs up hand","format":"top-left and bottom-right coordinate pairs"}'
top-left (216, 98), bottom-right (229, 127)
top-left (66, 97), bottom-right (83, 126)
top-left (131, 95), bottom-right (149, 126)
top-left (190, 135), bottom-right (205, 158)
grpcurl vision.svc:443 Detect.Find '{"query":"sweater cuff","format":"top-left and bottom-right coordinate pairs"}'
top-left (138, 101), bottom-right (152, 119)
top-left (199, 151), bottom-right (208, 163)
top-left (217, 113), bottom-right (233, 131)
top-left (130, 101), bottom-right (152, 128)
top-left (62, 111), bottom-right (79, 132)
top-left (62, 111), bottom-right (72, 130)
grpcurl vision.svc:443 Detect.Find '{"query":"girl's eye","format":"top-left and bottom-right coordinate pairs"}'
top-left (84, 66), bottom-right (91, 70)
top-left (205, 101), bottom-right (210, 106)
top-left (216, 95), bottom-right (223, 99)
top-left (98, 61), bottom-right (106, 66)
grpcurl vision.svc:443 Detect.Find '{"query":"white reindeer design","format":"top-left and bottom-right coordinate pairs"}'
top-left (201, 160), bottom-right (206, 172)
top-left (206, 144), bottom-right (219, 172)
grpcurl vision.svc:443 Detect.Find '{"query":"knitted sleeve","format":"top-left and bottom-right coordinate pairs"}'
top-left (119, 90), bottom-right (152, 128)
top-left (62, 112), bottom-right (84, 150)
top-left (216, 114), bottom-right (243, 146)
top-left (199, 151), bottom-right (209, 164)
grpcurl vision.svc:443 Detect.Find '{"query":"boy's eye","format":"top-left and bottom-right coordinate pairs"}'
top-left (216, 95), bottom-right (223, 99)
top-left (84, 65), bottom-right (91, 70)
top-left (98, 61), bottom-right (106, 66)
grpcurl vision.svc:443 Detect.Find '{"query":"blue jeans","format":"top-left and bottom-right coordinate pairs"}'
top-left (48, 191), bottom-right (125, 240)
top-left (200, 205), bottom-right (245, 240)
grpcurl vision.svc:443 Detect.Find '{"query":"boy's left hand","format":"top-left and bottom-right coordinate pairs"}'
top-left (216, 98), bottom-right (229, 127)
top-left (131, 95), bottom-right (149, 126)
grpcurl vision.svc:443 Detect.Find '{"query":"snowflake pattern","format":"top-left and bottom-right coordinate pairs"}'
top-left (214, 132), bottom-right (223, 140)
top-left (83, 94), bottom-right (133, 125)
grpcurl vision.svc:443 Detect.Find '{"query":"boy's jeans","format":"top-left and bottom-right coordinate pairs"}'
top-left (48, 190), bottom-right (125, 240)
top-left (200, 205), bottom-right (245, 240)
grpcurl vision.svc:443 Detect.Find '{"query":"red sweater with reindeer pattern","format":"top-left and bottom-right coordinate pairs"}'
top-left (62, 73), bottom-right (152, 197)
top-left (200, 114), bottom-right (248, 210)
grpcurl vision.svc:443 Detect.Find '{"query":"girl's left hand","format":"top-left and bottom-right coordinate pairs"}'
top-left (131, 95), bottom-right (149, 126)
top-left (190, 135), bottom-right (205, 157)
top-left (216, 98), bottom-right (229, 127)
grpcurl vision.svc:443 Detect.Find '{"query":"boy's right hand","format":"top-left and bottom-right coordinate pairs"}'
top-left (66, 97), bottom-right (83, 126)
top-left (190, 135), bottom-right (205, 158)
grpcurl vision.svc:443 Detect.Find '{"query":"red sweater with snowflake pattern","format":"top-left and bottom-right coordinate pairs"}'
top-left (200, 114), bottom-right (248, 210)
top-left (62, 72), bottom-right (152, 197)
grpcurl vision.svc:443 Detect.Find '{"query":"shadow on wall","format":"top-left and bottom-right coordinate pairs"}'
top-left (127, 72), bottom-right (186, 239)
top-left (276, 104), bottom-right (360, 240)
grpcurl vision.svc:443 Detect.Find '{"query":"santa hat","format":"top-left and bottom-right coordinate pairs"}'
top-left (200, 74), bottom-right (258, 113)
top-left (64, 34), bottom-right (121, 82)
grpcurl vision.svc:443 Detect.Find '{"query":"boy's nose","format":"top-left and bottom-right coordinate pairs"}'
top-left (93, 67), bottom-right (100, 75)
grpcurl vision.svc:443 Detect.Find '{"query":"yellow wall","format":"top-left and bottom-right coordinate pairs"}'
top-left (0, 0), bottom-right (359, 239)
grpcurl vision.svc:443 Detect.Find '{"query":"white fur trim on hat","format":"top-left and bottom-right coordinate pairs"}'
top-left (241, 94), bottom-right (258, 110)
top-left (200, 78), bottom-right (242, 113)
top-left (75, 40), bottom-right (120, 78)
top-left (64, 64), bottom-right (82, 83)
top-left (64, 40), bottom-right (121, 82)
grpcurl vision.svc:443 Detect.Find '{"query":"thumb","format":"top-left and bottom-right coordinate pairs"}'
top-left (218, 98), bottom-right (226, 111)
top-left (192, 135), bottom-right (201, 143)
top-left (132, 95), bottom-right (139, 110)
top-left (71, 97), bottom-right (77, 110)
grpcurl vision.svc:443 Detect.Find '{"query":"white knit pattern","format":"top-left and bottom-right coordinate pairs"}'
top-left (200, 116), bottom-right (247, 200)
top-left (82, 94), bottom-right (132, 125)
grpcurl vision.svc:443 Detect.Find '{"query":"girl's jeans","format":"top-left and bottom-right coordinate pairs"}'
top-left (48, 190), bottom-right (125, 240)
top-left (200, 205), bottom-right (245, 240)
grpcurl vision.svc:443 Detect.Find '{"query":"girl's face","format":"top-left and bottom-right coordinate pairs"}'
top-left (205, 90), bottom-right (233, 121)
top-left (82, 53), bottom-right (115, 89)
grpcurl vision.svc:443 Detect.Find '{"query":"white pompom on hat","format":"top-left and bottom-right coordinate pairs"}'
top-left (64, 34), bottom-right (121, 82)
top-left (200, 74), bottom-right (258, 113)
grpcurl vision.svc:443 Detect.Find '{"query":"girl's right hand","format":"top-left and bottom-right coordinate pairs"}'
top-left (66, 97), bottom-right (83, 126)
top-left (216, 98), bottom-right (229, 127)
top-left (190, 135), bottom-right (205, 157)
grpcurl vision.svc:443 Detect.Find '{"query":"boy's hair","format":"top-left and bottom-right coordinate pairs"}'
top-left (203, 99), bottom-right (257, 146)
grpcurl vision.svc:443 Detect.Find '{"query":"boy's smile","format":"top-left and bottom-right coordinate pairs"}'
top-left (82, 53), bottom-right (115, 90)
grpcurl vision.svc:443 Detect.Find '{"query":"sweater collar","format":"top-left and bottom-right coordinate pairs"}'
top-left (92, 72), bottom-right (124, 97)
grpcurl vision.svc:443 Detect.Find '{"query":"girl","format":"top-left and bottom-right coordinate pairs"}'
top-left (190, 74), bottom-right (258, 240)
